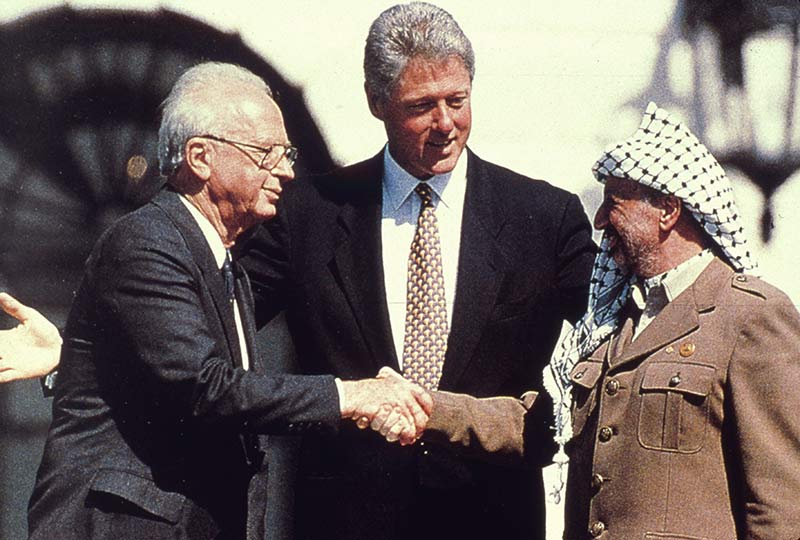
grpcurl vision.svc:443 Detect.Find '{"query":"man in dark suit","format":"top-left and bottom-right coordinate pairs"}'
top-left (237, 4), bottom-right (596, 539)
top-left (26, 62), bottom-right (431, 540)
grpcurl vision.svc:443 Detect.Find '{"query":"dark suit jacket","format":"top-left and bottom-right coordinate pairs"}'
top-left (27, 189), bottom-right (341, 540)
top-left (239, 149), bottom-right (596, 540)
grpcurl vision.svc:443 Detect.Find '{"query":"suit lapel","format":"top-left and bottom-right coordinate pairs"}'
top-left (609, 257), bottom-right (731, 370)
top-left (328, 154), bottom-right (399, 370)
top-left (152, 189), bottom-right (243, 367)
top-left (440, 150), bottom-right (507, 388)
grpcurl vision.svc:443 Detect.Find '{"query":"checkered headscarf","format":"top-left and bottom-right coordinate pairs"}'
top-left (543, 102), bottom-right (758, 500)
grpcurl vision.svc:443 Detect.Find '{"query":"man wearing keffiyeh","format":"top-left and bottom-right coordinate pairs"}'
top-left (422, 102), bottom-right (800, 539)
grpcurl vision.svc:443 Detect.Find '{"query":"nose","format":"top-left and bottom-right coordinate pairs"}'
top-left (432, 103), bottom-right (454, 133)
top-left (273, 155), bottom-right (295, 183)
top-left (593, 202), bottom-right (609, 230)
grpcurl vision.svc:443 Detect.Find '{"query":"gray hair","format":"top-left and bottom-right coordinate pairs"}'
top-left (157, 62), bottom-right (273, 177)
top-left (364, 2), bottom-right (475, 106)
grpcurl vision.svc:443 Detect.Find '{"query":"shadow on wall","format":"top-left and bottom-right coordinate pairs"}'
top-left (0, 7), bottom-right (334, 539)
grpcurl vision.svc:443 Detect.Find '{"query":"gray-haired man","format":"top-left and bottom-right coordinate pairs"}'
top-left (24, 62), bottom-right (431, 540)
top-left (4, 4), bottom-right (596, 539)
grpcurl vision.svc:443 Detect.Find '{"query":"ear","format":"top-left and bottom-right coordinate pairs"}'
top-left (365, 83), bottom-right (385, 120)
top-left (658, 195), bottom-right (682, 232)
top-left (184, 137), bottom-right (212, 181)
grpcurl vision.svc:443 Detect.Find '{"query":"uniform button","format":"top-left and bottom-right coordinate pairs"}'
top-left (591, 473), bottom-right (605, 490)
top-left (735, 275), bottom-right (747, 282)
top-left (669, 374), bottom-right (682, 386)
top-left (679, 342), bottom-right (696, 357)
top-left (598, 426), bottom-right (614, 442)
top-left (605, 379), bottom-right (619, 396)
top-left (589, 520), bottom-right (605, 537)
top-left (665, 345), bottom-right (674, 354)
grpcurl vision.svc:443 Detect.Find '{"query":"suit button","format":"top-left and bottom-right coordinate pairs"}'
top-left (591, 473), bottom-right (605, 490)
top-left (598, 426), bottom-right (613, 442)
top-left (605, 379), bottom-right (619, 396)
top-left (589, 521), bottom-right (606, 537)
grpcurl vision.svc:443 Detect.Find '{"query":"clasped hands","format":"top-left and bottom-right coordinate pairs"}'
top-left (340, 367), bottom-right (433, 446)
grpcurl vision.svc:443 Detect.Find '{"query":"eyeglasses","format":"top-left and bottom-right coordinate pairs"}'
top-left (197, 134), bottom-right (298, 171)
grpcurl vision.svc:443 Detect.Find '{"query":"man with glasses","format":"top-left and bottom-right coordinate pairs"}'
top-left (8, 5), bottom-right (595, 538)
top-left (25, 62), bottom-right (431, 540)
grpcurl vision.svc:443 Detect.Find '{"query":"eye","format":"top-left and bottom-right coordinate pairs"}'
top-left (408, 101), bottom-right (434, 112)
top-left (447, 96), bottom-right (466, 108)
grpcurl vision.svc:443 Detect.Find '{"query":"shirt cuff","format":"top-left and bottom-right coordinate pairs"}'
top-left (334, 377), bottom-right (346, 415)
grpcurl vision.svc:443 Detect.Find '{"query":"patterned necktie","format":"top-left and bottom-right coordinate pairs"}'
top-left (401, 182), bottom-right (449, 390)
top-left (222, 249), bottom-right (236, 303)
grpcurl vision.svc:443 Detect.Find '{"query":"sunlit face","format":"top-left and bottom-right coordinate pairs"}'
top-left (370, 55), bottom-right (472, 179)
top-left (593, 177), bottom-right (663, 276)
top-left (206, 95), bottom-right (294, 227)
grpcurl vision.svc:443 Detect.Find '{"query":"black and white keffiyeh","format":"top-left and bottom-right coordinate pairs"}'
top-left (543, 102), bottom-right (758, 500)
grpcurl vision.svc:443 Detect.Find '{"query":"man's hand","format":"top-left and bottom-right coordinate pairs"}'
top-left (0, 293), bottom-right (62, 383)
top-left (340, 367), bottom-right (432, 445)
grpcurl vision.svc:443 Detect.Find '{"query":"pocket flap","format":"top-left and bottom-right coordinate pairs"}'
top-left (641, 362), bottom-right (715, 397)
top-left (569, 361), bottom-right (603, 389)
top-left (89, 469), bottom-right (186, 524)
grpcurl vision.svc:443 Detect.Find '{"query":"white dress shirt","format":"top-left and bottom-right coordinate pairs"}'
top-left (179, 196), bottom-right (250, 370)
top-left (381, 145), bottom-right (468, 367)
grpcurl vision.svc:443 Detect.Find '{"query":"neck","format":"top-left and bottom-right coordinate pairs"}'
top-left (183, 192), bottom-right (245, 248)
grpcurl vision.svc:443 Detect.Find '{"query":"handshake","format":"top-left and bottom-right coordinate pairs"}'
top-left (339, 367), bottom-right (433, 446)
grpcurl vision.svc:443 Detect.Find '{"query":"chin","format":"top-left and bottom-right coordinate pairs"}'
top-left (428, 157), bottom-right (459, 176)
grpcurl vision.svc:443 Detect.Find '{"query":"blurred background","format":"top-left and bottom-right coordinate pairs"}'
top-left (1, 1), bottom-right (798, 538)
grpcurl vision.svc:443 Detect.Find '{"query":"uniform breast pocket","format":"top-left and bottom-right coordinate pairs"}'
top-left (638, 361), bottom-right (715, 453)
top-left (569, 360), bottom-right (604, 439)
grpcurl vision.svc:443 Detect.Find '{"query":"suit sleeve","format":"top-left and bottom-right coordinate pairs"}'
top-left (727, 293), bottom-right (800, 538)
top-left (555, 193), bottom-right (597, 324)
top-left (90, 225), bottom-right (340, 435)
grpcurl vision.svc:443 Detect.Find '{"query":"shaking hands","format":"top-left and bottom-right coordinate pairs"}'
top-left (339, 367), bottom-right (432, 446)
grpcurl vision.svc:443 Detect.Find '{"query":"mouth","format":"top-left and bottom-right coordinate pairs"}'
top-left (260, 186), bottom-right (281, 202)
top-left (426, 138), bottom-right (455, 150)
top-left (605, 230), bottom-right (619, 251)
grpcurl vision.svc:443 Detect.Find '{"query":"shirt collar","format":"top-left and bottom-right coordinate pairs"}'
top-left (381, 144), bottom-right (467, 211)
top-left (632, 249), bottom-right (714, 309)
top-left (179, 195), bottom-right (228, 270)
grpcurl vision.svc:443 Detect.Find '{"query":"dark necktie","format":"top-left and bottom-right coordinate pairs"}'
top-left (401, 182), bottom-right (449, 390)
top-left (222, 249), bottom-right (235, 303)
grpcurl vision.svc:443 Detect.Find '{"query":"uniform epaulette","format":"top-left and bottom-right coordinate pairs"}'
top-left (730, 273), bottom-right (768, 300)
